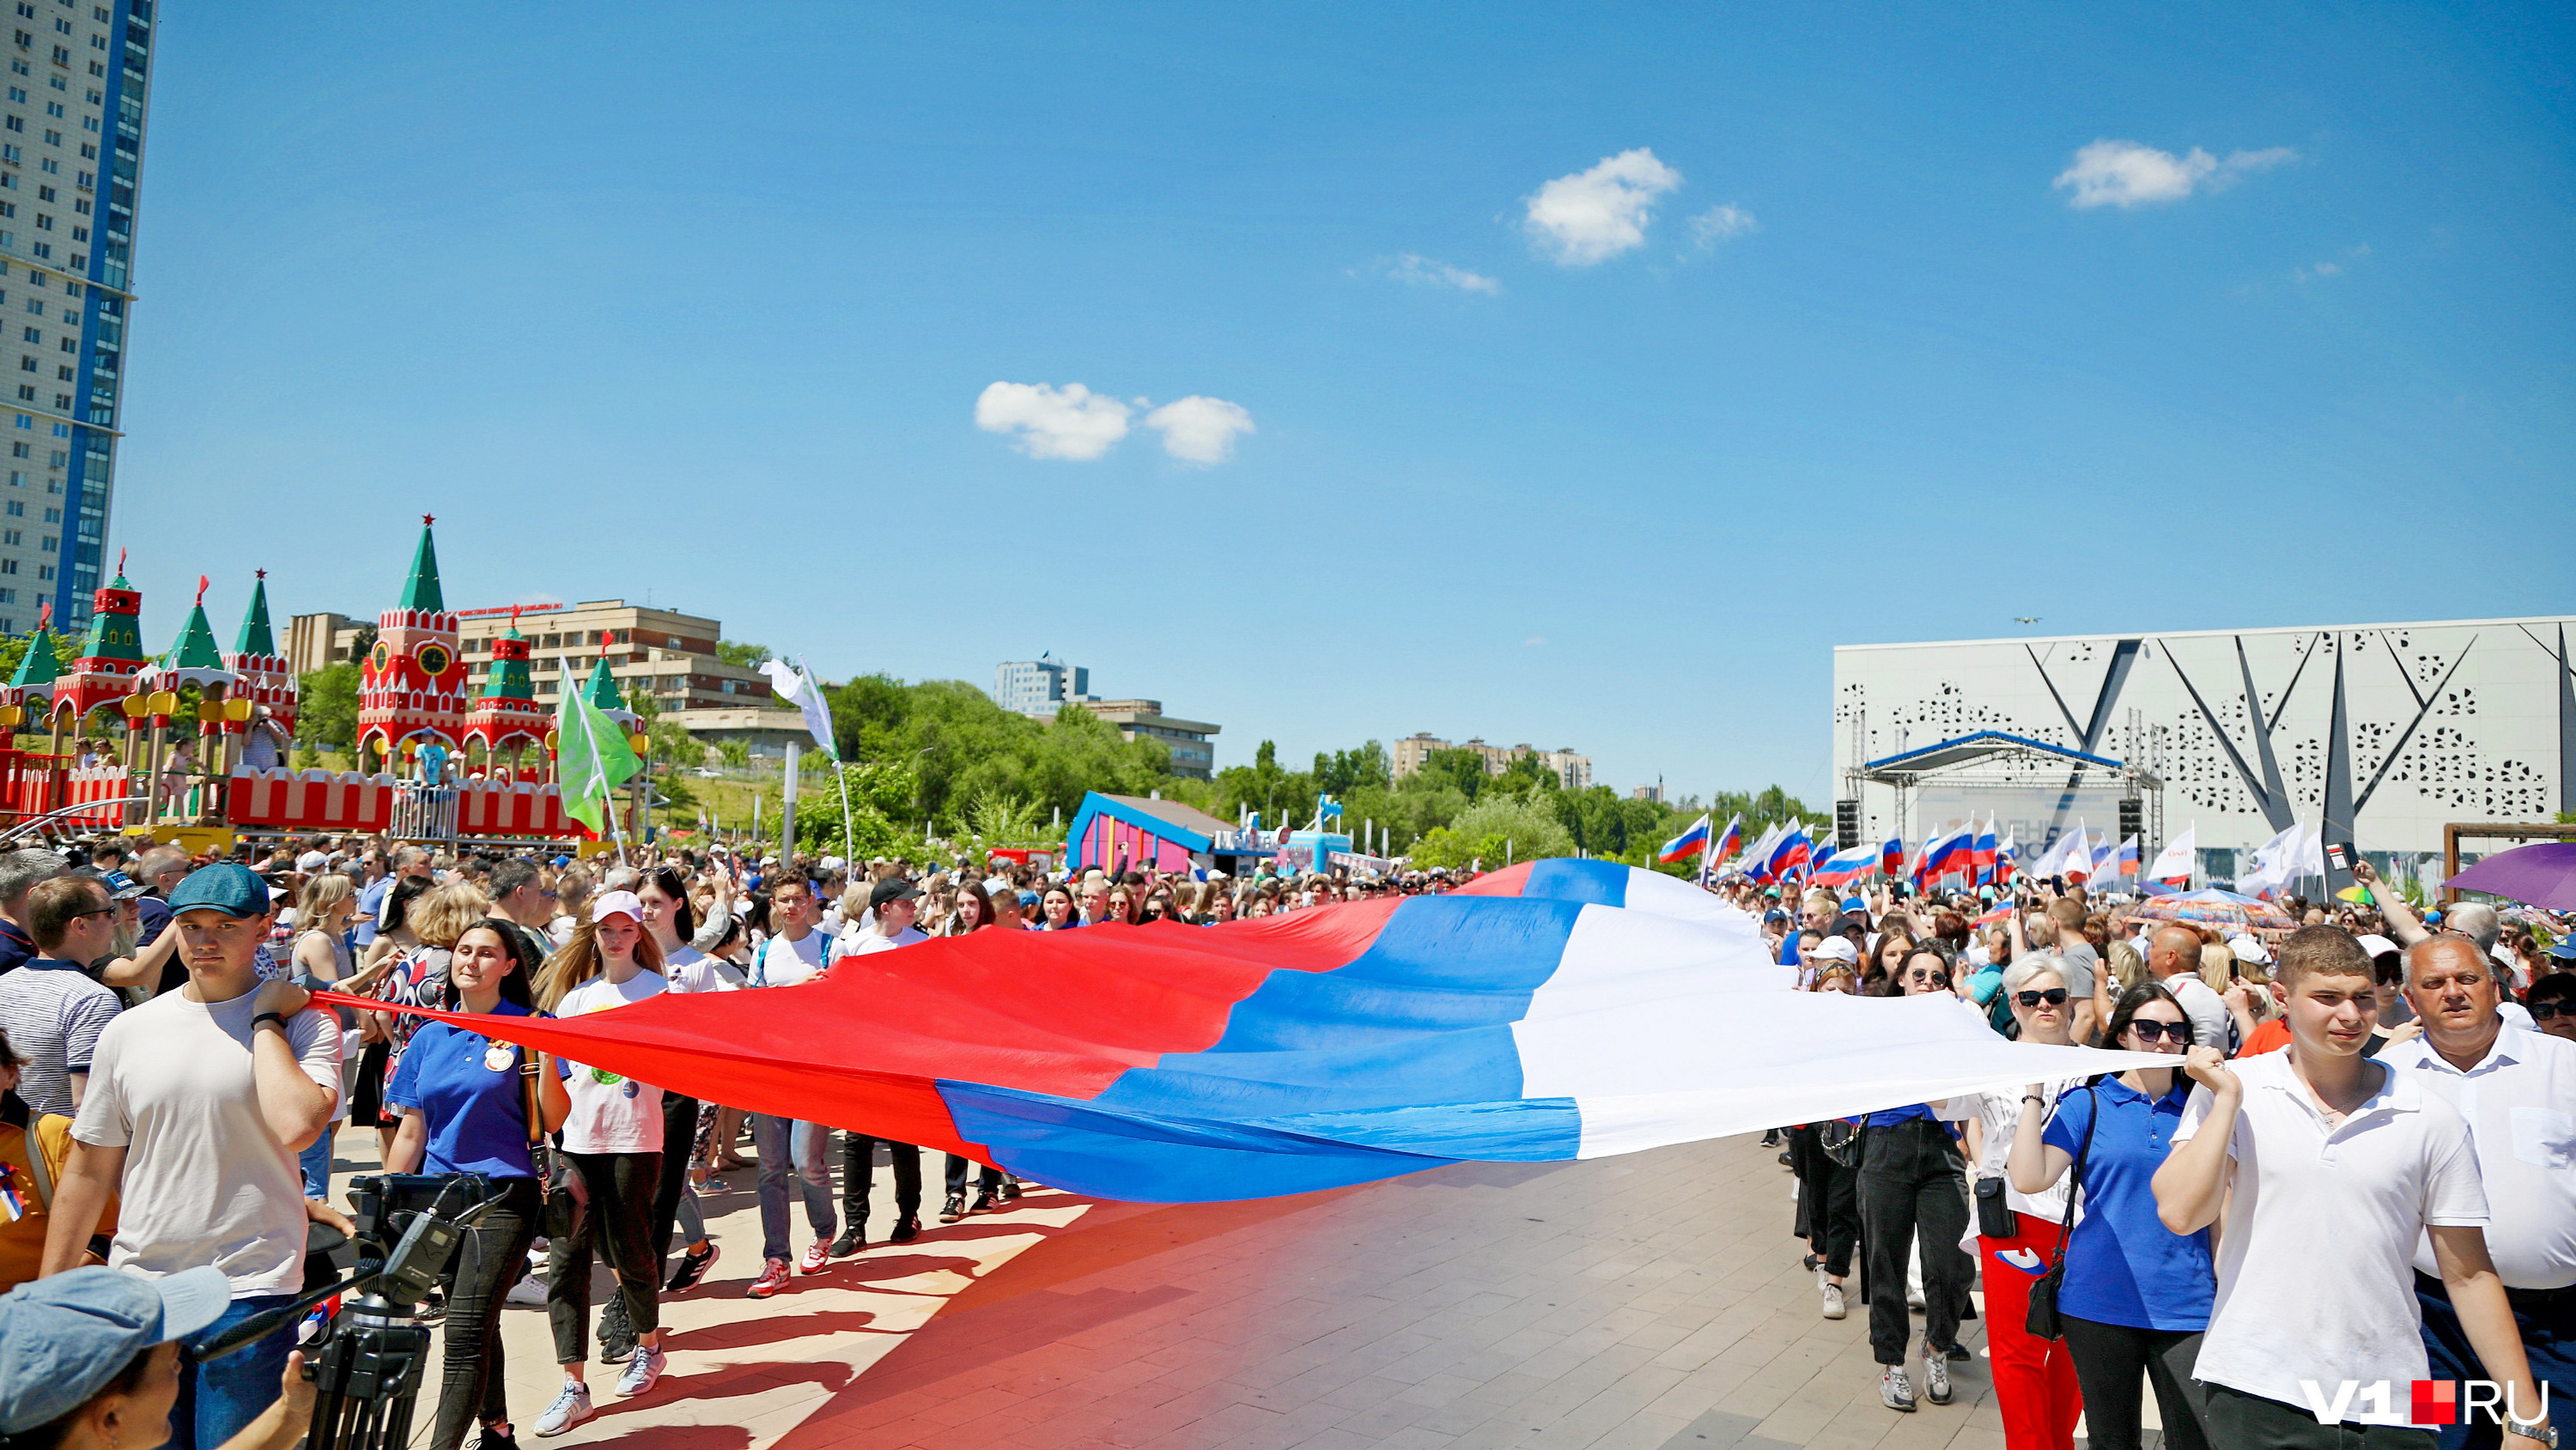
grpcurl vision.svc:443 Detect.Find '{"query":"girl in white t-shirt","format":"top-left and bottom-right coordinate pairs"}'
top-left (529, 891), bottom-right (671, 1433)
top-left (636, 867), bottom-right (735, 1295)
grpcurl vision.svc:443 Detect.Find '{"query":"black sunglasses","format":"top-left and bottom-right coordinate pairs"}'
top-left (2015, 988), bottom-right (2068, 1007)
top-left (2531, 1001), bottom-right (2573, 1022)
top-left (2126, 1019), bottom-right (2194, 1044)
top-left (1909, 969), bottom-right (1951, 988)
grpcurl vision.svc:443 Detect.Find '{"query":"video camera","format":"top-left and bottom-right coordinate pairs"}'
top-left (196, 1173), bottom-right (501, 1450)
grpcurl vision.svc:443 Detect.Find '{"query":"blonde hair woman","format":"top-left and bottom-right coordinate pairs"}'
top-left (527, 891), bottom-right (675, 1429)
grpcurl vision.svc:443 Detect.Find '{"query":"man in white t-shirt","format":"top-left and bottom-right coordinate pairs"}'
top-left (834, 877), bottom-right (929, 1247)
top-left (2154, 925), bottom-right (2551, 1450)
top-left (2379, 936), bottom-right (2576, 1450)
top-left (2148, 925), bottom-right (2230, 1056)
top-left (744, 874), bottom-right (841, 1298)
top-left (41, 862), bottom-right (340, 1450)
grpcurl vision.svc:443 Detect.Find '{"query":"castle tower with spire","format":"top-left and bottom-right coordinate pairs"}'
top-left (50, 553), bottom-right (148, 734)
top-left (355, 517), bottom-right (465, 777)
top-left (228, 571), bottom-right (295, 754)
top-left (460, 606), bottom-right (546, 776)
top-left (7, 603), bottom-right (63, 709)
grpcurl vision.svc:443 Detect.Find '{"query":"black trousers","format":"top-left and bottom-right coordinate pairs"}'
top-left (429, 1176), bottom-right (541, 1450)
top-left (1857, 1118), bottom-right (1971, 1365)
top-left (548, 1151), bottom-right (659, 1365)
top-left (945, 1152), bottom-right (1002, 1198)
top-left (841, 1132), bottom-right (922, 1228)
top-left (2060, 1313), bottom-right (2212, 1450)
top-left (2202, 1382), bottom-right (2435, 1450)
top-left (647, 1095), bottom-right (701, 1277)
top-left (1789, 1127), bottom-right (1860, 1278)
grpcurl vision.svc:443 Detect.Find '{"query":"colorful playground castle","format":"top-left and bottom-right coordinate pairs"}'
top-left (0, 517), bottom-right (619, 845)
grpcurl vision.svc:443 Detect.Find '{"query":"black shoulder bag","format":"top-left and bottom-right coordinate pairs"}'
top-left (2023, 1083), bottom-right (2097, 1342)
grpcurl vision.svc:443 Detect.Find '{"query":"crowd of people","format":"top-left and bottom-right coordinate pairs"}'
top-left (1746, 860), bottom-right (2573, 1450)
top-left (0, 829), bottom-right (1492, 1450)
top-left (0, 827), bottom-right (2566, 1450)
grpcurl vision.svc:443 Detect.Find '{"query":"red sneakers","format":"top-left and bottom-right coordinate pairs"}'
top-left (745, 1258), bottom-right (792, 1299)
top-left (797, 1241), bottom-right (833, 1276)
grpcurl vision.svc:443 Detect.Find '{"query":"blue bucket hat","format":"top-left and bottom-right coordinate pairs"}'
top-left (165, 861), bottom-right (270, 919)
top-left (0, 1265), bottom-right (231, 1434)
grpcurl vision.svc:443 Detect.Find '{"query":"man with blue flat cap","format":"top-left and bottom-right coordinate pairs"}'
top-left (0, 1264), bottom-right (313, 1450)
top-left (36, 862), bottom-right (341, 1450)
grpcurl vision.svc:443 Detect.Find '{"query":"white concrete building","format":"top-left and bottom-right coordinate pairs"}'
top-left (1833, 616), bottom-right (2576, 873)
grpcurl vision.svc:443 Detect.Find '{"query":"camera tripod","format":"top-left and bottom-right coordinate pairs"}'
top-left (194, 1174), bottom-right (499, 1450)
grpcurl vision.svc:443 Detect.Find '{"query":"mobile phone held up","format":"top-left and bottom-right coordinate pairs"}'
top-left (2325, 843), bottom-right (2351, 872)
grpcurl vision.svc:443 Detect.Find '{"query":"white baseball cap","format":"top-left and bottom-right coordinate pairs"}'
top-left (2227, 933), bottom-right (2272, 965)
top-left (590, 889), bottom-right (645, 924)
top-left (1807, 937), bottom-right (1860, 966)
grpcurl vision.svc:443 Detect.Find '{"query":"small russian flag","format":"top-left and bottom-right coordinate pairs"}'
top-left (1657, 815), bottom-right (1712, 865)
top-left (1880, 836), bottom-right (1904, 877)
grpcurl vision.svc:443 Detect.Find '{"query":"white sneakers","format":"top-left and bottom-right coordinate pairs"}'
top-left (1820, 1279), bottom-right (1846, 1320)
top-left (1922, 1345), bottom-right (1953, 1405)
top-left (1880, 1366), bottom-right (1915, 1412)
top-left (617, 1344), bottom-right (666, 1399)
top-left (532, 1383), bottom-right (592, 1438)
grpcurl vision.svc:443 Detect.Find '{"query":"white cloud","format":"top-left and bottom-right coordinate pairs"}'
top-left (1688, 204), bottom-right (1759, 249)
top-left (1523, 148), bottom-right (1683, 265)
top-left (1374, 252), bottom-right (1502, 294)
top-left (1523, 636), bottom-right (1546, 648)
top-left (2052, 140), bottom-right (2299, 209)
top-left (2294, 242), bottom-right (2371, 283)
top-left (1143, 396), bottom-right (1255, 465)
top-left (974, 381), bottom-right (1133, 460)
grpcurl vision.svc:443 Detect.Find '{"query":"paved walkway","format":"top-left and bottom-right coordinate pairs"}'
top-left (336, 1127), bottom-right (2066, 1450)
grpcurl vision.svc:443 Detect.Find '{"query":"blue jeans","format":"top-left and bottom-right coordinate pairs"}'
top-left (2419, 1272), bottom-right (2573, 1450)
top-left (752, 1113), bottom-right (834, 1262)
top-left (297, 1124), bottom-right (337, 1200)
top-left (174, 1293), bottom-right (296, 1450)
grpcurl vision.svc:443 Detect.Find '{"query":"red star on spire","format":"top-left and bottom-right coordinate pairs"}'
top-left (422, 513), bottom-right (436, 527)
top-left (255, 568), bottom-right (266, 579)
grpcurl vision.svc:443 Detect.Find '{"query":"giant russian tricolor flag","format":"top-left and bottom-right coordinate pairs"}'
top-left (335, 860), bottom-right (2158, 1205)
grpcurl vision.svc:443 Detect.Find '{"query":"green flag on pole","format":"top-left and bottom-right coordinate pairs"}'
top-left (555, 658), bottom-right (640, 837)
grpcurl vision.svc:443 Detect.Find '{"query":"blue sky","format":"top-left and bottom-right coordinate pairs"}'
top-left (110, 3), bottom-right (2573, 802)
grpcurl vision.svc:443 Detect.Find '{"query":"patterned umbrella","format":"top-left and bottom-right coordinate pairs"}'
top-left (2130, 889), bottom-right (2298, 931)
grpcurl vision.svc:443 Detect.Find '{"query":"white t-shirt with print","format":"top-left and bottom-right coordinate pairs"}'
top-left (552, 972), bottom-right (668, 1154)
top-left (662, 943), bottom-right (744, 994)
top-left (72, 988), bottom-right (343, 1298)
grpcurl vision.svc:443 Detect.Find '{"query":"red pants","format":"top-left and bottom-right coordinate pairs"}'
top-left (1977, 1227), bottom-right (2085, 1450)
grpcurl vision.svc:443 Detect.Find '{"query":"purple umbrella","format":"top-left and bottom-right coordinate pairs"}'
top-left (2445, 841), bottom-right (2576, 911)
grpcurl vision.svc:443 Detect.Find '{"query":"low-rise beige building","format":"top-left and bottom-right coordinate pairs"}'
top-left (288, 599), bottom-right (773, 713)
top-left (1392, 732), bottom-right (1592, 791)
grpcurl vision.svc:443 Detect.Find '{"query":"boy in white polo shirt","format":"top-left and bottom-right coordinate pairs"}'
top-left (2154, 925), bottom-right (2553, 1450)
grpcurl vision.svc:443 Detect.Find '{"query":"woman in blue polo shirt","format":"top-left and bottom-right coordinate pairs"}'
top-left (386, 918), bottom-right (568, 1450)
top-left (2009, 981), bottom-right (2216, 1450)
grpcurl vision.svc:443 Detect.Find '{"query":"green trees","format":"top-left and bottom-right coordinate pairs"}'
top-left (792, 761), bottom-right (927, 861)
top-left (1409, 795), bottom-right (1577, 870)
top-left (811, 675), bottom-right (1170, 837)
top-left (295, 664), bottom-right (361, 750)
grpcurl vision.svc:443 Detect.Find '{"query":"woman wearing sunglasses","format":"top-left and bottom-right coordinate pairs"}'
top-left (1857, 944), bottom-right (1978, 1414)
top-left (1961, 956), bottom-right (2086, 1449)
top-left (2008, 982), bottom-right (2217, 1450)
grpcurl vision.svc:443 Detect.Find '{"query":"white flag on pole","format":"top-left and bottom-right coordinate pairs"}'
top-left (760, 658), bottom-right (840, 762)
top-left (2147, 826), bottom-right (2196, 885)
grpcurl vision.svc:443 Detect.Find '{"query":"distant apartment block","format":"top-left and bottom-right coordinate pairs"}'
top-left (1393, 732), bottom-right (1592, 792)
top-left (289, 598), bottom-right (771, 713)
top-left (1082, 699), bottom-right (1218, 780)
top-left (996, 652), bottom-right (1091, 718)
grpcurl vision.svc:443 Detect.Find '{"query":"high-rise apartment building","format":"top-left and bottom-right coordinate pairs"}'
top-left (0, 0), bottom-right (156, 634)
top-left (995, 652), bottom-right (1091, 719)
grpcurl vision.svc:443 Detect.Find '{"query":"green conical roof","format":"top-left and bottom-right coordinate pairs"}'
top-left (163, 598), bottom-right (227, 671)
top-left (11, 613), bottom-right (60, 689)
top-left (234, 572), bottom-right (276, 657)
top-left (582, 656), bottom-right (627, 713)
top-left (398, 516), bottom-right (444, 614)
top-left (478, 621), bottom-right (535, 701)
